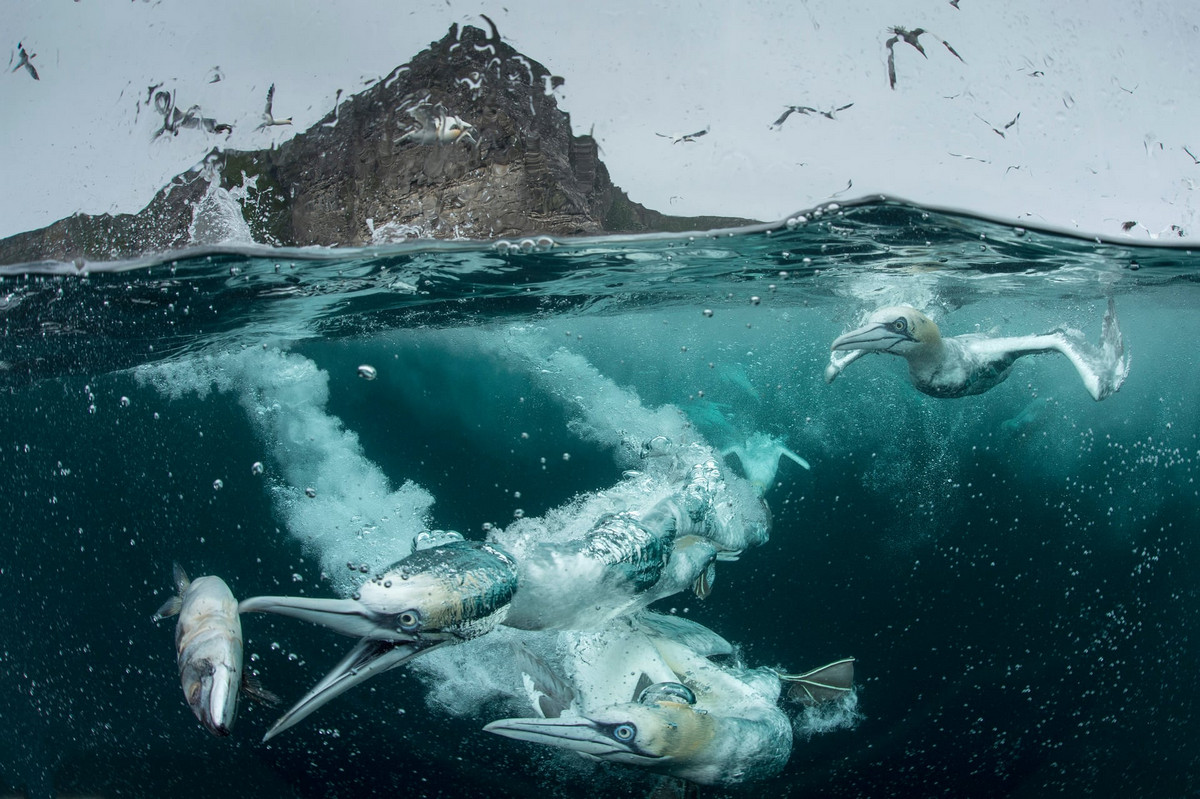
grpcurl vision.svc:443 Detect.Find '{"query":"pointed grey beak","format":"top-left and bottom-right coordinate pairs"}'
top-left (264, 637), bottom-right (449, 741)
top-left (831, 323), bottom-right (909, 352)
top-left (238, 595), bottom-right (385, 639)
top-left (483, 717), bottom-right (627, 758)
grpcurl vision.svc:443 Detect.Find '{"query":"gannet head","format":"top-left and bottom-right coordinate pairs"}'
top-left (239, 540), bottom-right (518, 738)
top-left (831, 305), bottom-right (941, 357)
top-left (485, 690), bottom-right (729, 783)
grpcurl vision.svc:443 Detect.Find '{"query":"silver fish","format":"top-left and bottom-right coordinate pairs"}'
top-left (153, 564), bottom-right (246, 736)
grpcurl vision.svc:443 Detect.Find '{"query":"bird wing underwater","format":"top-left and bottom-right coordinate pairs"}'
top-left (966, 298), bottom-right (1128, 401)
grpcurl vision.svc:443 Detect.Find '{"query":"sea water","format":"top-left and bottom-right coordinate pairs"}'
top-left (1, 199), bottom-right (1197, 798)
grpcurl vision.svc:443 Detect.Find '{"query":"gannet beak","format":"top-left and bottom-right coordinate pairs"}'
top-left (831, 322), bottom-right (914, 352)
top-left (239, 595), bottom-right (387, 639)
top-left (483, 717), bottom-right (658, 761)
top-left (263, 637), bottom-right (448, 741)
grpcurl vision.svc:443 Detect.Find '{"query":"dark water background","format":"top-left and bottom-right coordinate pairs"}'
top-left (2, 200), bottom-right (1198, 797)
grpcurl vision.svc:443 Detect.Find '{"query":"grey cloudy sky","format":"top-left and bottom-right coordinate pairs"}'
top-left (4, 0), bottom-right (1199, 242)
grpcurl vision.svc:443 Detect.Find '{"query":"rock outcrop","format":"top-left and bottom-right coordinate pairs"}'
top-left (0, 21), bottom-right (755, 266)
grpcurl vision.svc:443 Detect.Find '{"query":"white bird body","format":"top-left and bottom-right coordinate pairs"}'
top-left (827, 299), bottom-right (1129, 400)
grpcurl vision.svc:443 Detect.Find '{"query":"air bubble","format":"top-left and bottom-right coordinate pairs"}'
top-left (703, 309), bottom-right (713, 318)
top-left (251, 462), bottom-right (264, 476)
top-left (212, 479), bottom-right (224, 491)
top-left (305, 487), bottom-right (317, 498)
top-left (357, 364), bottom-right (378, 380)
top-left (120, 396), bottom-right (130, 408)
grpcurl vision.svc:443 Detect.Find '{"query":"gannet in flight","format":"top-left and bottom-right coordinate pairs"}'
top-left (485, 616), bottom-right (854, 786)
top-left (256, 83), bottom-right (292, 130)
top-left (11, 43), bottom-right (38, 80)
top-left (825, 299), bottom-right (1130, 400)
top-left (884, 26), bottom-right (964, 89)
top-left (771, 103), bottom-right (853, 128)
top-left (656, 127), bottom-right (709, 144)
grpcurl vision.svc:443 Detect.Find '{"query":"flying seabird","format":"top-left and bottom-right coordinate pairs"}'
top-left (11, 43), bottom-right (38, 80)
top-left (771, 103), bottom-right (853, 129)
top-left (656, 127), bottom-right (709, 144)
top-left (976, 112), bottom-right (1020, 138)
top-left (825, 299), bottom-right (1130, 400)
top-left (884, 26), bottom-right (964, 89)
top-left (256, 83), bottom-right (292, 130)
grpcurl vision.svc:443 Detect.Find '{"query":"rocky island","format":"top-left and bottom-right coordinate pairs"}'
top-left (0, 20), bottom-right (755, 266)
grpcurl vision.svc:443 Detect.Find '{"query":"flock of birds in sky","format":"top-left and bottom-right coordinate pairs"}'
top-left (7, 8), bottom-right (1198, 239)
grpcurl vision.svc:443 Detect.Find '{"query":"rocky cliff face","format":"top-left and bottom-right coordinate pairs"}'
top-left (0, 22), bottom-right (754, 266)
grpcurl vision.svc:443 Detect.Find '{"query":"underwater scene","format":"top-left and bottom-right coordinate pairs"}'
top-left (2, 199), bottom-right (1199, 798)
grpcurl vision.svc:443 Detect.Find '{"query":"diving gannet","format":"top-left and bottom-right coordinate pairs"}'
top-left (825, 299), bottom-right (1130, 400)
top-left (721, 432), bottom-right (811, 495)
top-left (656, 127), bottom-right (709, 144)
top-left (485, 616), bottom-right (854, 786)
top-left (11, 43), bottom-right (38, 81)
top-left (237, 449), bottom-right (767, 737)
top-left (238, 538), bottom-right (520, 740)
top-left (256, 83), bottom-right (292, 130)
top-left (153, 564), bottom-right (276, 735)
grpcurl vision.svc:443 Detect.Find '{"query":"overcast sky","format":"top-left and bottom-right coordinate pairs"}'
top-left (5, 0), bottom-right (1200, 243)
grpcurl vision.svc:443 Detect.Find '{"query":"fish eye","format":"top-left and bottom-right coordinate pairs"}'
top-left (397, 610), bottom-right (421, 632)
top-left (613, 723), bottom-right (636, 742)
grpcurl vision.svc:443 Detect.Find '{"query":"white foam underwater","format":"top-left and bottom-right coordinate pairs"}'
top-left (135, 346), bottom-right (434, 596)
top-left (134, 327), bottom-right (844, 776)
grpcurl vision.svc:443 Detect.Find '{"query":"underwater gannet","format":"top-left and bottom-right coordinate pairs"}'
top-left (485, 616), bottom-right (854, 786)
top-left (721, 432), bottom-right (810, 495)
top-left (238, 538), bottom-right (519, 739)
top-left (884, 26), bottom-right (964, 89)
top-left (656, 127), bottom-right (709, 144)
top-left (256, 83), bottom-right (292, 130)
top-left (825, 299), bottom-right (1130, 400)
top-left (237, 448), bottom-right (767, 736)
top-left (11, 43), bottom-right (38, 80)
top-left (153, 564), bottom-right (276, 735)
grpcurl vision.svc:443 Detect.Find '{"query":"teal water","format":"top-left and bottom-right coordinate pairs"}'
top-left (2, 199), bottom-right (1198, 797)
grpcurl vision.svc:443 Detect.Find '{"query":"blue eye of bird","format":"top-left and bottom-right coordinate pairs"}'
top-left (891, 318), bottom-right (908, 332)
top-left (613, 723), bottom-right (636, 741)
top-left (397, 610), bottom-right (421, 631)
